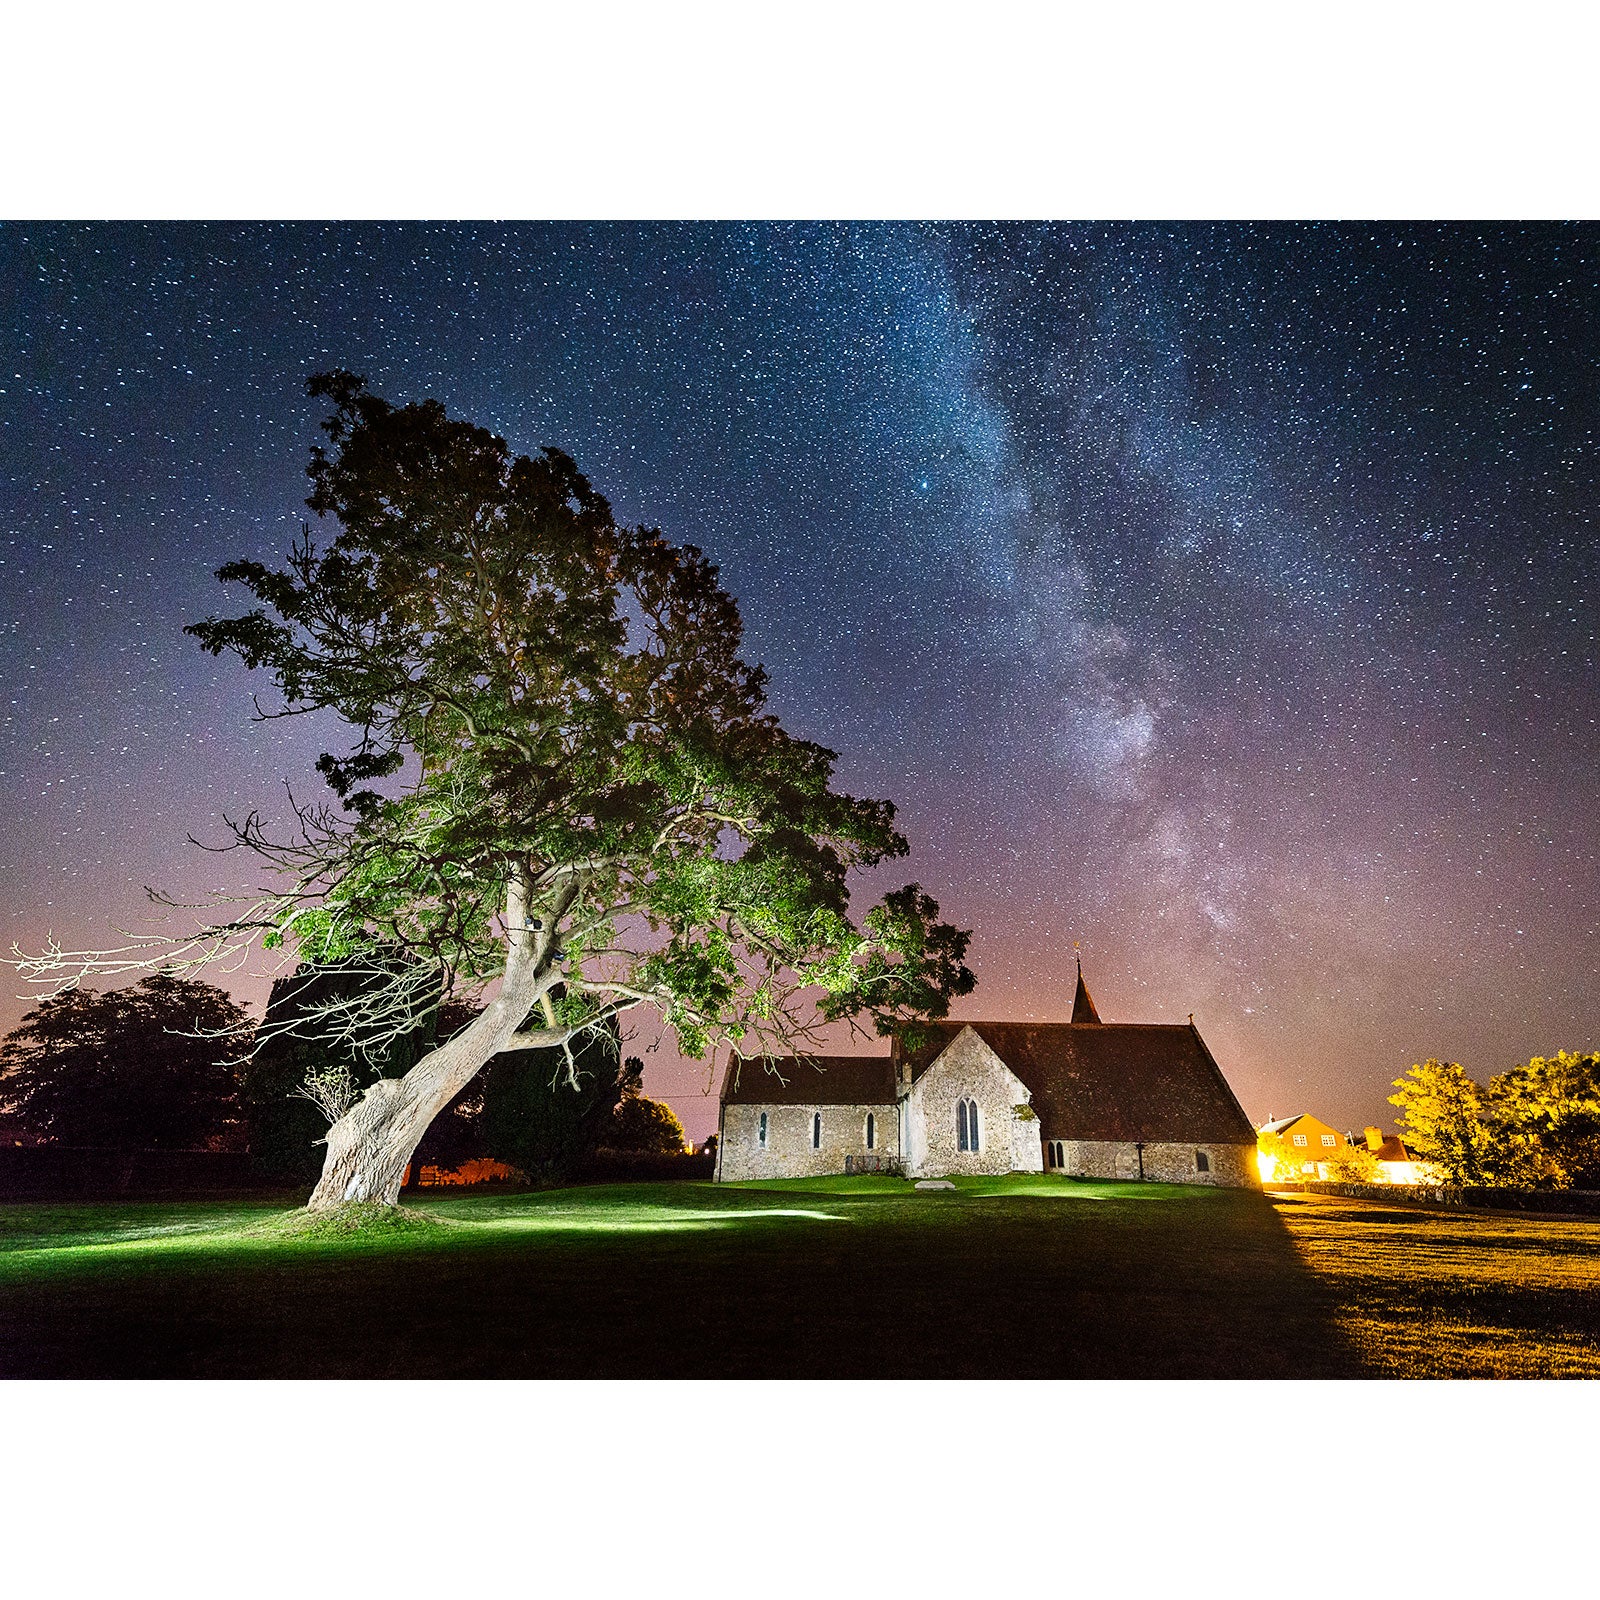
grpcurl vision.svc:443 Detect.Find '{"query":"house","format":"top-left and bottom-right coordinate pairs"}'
top-left (1360, 1126), bottom-right (1437, 1185)
top-left (714, 965), bottom-right (1259, 1187)
top-left (1256, 1112), bottom-right (1353, 1181)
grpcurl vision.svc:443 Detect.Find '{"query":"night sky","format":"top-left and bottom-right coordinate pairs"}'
top-left (3, 221), bottom-right (1597, 1143)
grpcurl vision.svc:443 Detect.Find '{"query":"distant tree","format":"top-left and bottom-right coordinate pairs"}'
top-left (1388, 1059), bottom-right (1492, 1185)
top-left (479, 1017), bottom-right (630, 1179)
top-left (0, 972), bottom-right (250, 1150)
top-left (1483, 1050), bottom-right (1600, 1189)
top-left (608, 1089), bottom-right (689, 1155)
top-left (244, 957), bottom-right (437, 1182)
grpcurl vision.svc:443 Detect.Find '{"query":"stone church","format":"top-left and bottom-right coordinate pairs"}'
top-left (714, 965), bottom-right (1259, 1187)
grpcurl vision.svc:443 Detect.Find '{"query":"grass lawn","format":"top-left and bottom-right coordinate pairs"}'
top-left (3, 1177), bottom-right (1599, 1377)
top-left (1273, 1190), bottom-right (1600, 1377)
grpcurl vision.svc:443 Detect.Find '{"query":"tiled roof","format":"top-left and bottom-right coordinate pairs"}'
top-left (719, 1053), bottom-right (899, 1106)
top-left (894, 1021), bottom-right (1258, 1145)
top-left (1372, 1135), bottom-right (1413, 1162)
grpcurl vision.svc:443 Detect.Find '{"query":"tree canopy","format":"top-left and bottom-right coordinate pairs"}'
top-left (141, 371), bottom-right (975, 1205)
top-left (1483, 1050), bottom-right (1600, 1189)
top-left (1388, 1058), bottom-right (1493, 1186)
top-left (0, 972), bottom-right (251, 1150)
top-left (186, 372), bottom-right (972, 1066)
top-left (606, 1062), bottom-right (689, 1155)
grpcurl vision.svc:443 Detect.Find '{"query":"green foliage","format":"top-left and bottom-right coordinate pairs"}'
top-left (0, 972), bottom-right (251, 1150)
top-left (1483, 1050), bottom-right (1600, 1190)
top-left (1256, 1131), bottom-right (1313, 1184)
top-left (1321, 1142), bottom-right (1382, 1183)
top-left (188, 373), bottom-right (975, 1075)
top-left (607, 1089), bottom-right (689, 1155)
top-left (1388, 1059), bottom-right (1493, 1186)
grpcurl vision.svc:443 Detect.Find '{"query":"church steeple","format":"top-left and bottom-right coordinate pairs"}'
top-left (1071, 949), bottom-right (1102, 1024)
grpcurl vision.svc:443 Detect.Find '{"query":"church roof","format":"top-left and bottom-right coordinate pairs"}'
top-left (719, 1053), bottom-right (899, 1106)
top-left (893, 1020), bottom-right (1258, 1145)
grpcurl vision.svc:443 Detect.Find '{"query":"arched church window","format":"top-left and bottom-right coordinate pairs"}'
top-left (957, 1097), bottom-right (979, 1152)
top-left (865, 1113), bottom-right (875, 1150)
top-left (1196, 1150), bottom-right (1210, 1174)
top-left (757, 1111), bottom-right (768, 1147)
top-left (812, 1112), bottom-right (822, 1149)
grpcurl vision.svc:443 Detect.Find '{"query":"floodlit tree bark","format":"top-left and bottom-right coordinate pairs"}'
top-left (15, 372), bottom-right (974, 1211)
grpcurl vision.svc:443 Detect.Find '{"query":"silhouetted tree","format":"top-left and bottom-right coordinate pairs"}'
top-left (0, 972), bottom-right (250, 1150)
top-left (244, 957), bottom-right (437, 1182)
top-left (479, 1018), bottom-right (629, 1179)
top-left (607, 1089), bottom-right (689, 1154)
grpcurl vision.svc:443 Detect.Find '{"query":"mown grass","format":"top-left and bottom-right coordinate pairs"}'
top-left (4, 1178), bottom-right (1598, 1378)
top-left (1273, 1190), bottom-right (1600, 1377)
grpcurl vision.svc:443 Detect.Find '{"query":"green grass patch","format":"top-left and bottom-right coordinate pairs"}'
top-left (5, 1181), bottom-right (1600, 1377)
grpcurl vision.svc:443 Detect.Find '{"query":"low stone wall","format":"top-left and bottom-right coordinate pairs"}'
top-left (1057, 1139), bottom-right (1258, 1189)
top-left (1289, 1180), bottom-right (1600, 1216)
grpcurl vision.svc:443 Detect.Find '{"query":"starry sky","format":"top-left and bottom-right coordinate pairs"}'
top-left (3, 221), bottom-right (1597, 1143)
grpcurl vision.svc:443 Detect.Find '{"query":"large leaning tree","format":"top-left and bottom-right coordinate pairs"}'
top-left (17, 373), bottom-right (973, 1210)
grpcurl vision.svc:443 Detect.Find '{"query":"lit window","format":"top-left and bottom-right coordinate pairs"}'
top-left (865, 1113), bottom-right (875, 1150)
top-left (1321, 1134), bottom-right (1336, 1147)
top-left (1292, 1133), bottom-right (1307, 1146)
top-left (758, 1111), bottom-right (767, 1148)
top-left (1196, 1150), bottom-right (1210, 1174)
top-left (957, 1097), bottom-right (980, 1152)
top-left (1301, 1161), bottom-right (1314, 1173)
top-left (812, 1112), bottom-right (822, 1149)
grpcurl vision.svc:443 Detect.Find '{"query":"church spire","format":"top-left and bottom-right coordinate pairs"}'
top-left (1071, 948), bottom-right (1102, 1024)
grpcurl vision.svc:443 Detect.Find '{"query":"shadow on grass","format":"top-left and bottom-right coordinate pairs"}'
top-left (0, 1178), bottom-right (1367, 1378)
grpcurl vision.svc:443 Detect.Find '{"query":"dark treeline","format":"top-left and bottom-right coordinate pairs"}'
top-left (0, 965), bottom-right (690, 1183)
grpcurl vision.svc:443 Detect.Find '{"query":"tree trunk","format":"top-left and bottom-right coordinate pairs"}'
top-left (305, 894), bottom-right (559, 1210)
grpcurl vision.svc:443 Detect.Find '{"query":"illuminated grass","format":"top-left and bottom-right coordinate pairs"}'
top-left (7, 1181), bottom-right (1600, 1377)
top-left (1275, 1192), bottom-right (1600, 1378)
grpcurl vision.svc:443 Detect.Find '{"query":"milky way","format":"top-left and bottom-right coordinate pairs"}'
top-left (3, 222), bottom-right (1596, 1139)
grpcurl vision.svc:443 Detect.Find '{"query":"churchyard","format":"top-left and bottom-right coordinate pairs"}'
top-left (4, 1176), bottom-right (1600, 1378)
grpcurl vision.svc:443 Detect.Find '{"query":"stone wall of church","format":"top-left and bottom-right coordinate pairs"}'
top-left (1050, 1139), bottom-right (1258, 1189)
top-left (903, 1027), bottom-right (1045, 1178)
top-left (716, 1101), bottom-right (900, 1182)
